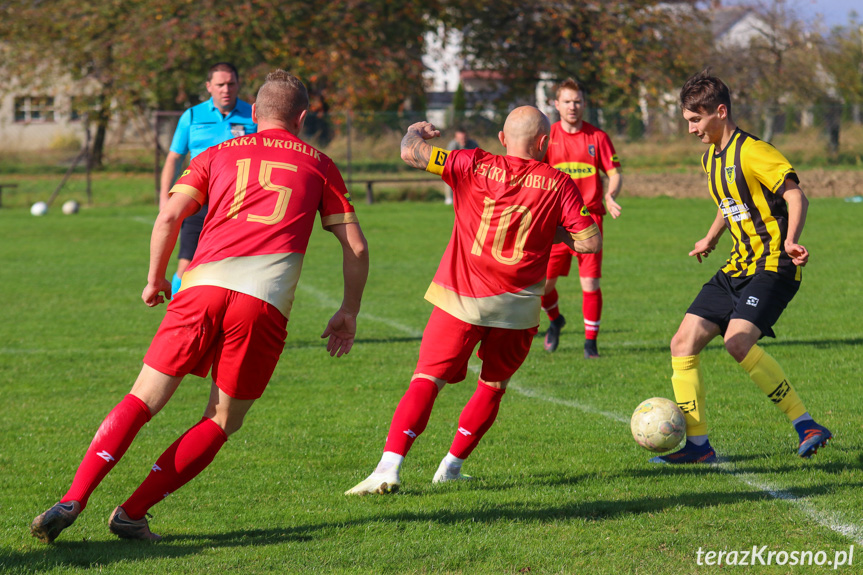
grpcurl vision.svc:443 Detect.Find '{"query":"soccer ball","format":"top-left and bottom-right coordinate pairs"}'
top-left (631, 397), bottom-right (685, 453)
top-left (62, 200), bottom-right (80, 215)
top-left (30, 201), bottom-right (48, 216)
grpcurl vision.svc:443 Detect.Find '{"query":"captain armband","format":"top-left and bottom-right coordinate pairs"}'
top-left (425, 146), bottom-right (450, 175)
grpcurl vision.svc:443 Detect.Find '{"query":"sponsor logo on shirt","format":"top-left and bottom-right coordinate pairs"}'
top-left (580, 206), bottom-right (591, 217)
top-left (612, 154), bottom-right (619, 163)
top-left (719, 198), bottom-right (751, 223)
top-left (181, 169), bottom-right (191, 177)
top-left (554, 162), bottom-right (596, 179)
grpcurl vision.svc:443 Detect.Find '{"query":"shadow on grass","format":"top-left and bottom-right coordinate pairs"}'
top-left (5, 472), bottom-right (861, 571)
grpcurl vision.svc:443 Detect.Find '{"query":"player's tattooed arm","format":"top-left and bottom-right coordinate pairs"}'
top-left (400, 121), bottom-right (441, 169)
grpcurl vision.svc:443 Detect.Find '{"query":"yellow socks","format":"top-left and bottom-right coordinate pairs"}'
top-left (671, 355), bottom-right (707, 436)
top-left (740, 345), bottom-right (806, 421)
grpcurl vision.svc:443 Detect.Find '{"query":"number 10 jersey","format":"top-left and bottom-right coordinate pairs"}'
top-left (426, 147), bottom-right (598, 329)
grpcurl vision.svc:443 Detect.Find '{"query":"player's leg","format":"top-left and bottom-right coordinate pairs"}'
top-left (30, 366), bottom-right (180, 543)
top-left (579, 275), bottom-right (602, 358)
top-left (543, 244), bottom-right (572, 352)
top-left (110, 385), bottom-right (252, 540)
top-left (578, 216), bottom-right (604, 358)
top-left (111, 290), bottom-right (286, 538)
top-left (650, 313), bottom-right (721, 464)
top-left (434, 325), bottom-right (536, 483)
top-left (347, 308), bottom-right (481, 495)
top-left (726, 274), bottom-right (831, 458)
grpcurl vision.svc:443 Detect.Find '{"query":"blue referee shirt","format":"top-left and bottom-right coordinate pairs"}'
top-left (169, 97), bottom-right (256, 159)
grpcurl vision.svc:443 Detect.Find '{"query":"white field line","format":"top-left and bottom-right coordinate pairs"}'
top-left (130, 216), bottom-right (155, 226)
top-left (299, 283), bottom-right (863, 545)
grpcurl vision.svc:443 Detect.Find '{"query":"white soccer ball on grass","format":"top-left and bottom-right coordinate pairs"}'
top-left (631, 397), bottom-right (685, 453)
top-left (62, 200), bottom-right (80, 215)
top-left (30, 201), bottom-right (48, 216)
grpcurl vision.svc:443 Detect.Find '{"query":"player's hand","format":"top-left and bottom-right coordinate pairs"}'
top-left (689, 238), bottom-right (716, 263)
top-left (785, 241), bottom-right (809, 266)
top-left (321, 309), bottom-right (358, 357)
top-left (605, 194), bottom-right (622, 219)
top-left (407, 121), bottom-right (440, 141)
top-left (142, 279), bottom-right (172, 307)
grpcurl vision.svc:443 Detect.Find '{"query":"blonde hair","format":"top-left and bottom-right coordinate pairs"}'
top-left (255, 70), bottom-right (309, 124)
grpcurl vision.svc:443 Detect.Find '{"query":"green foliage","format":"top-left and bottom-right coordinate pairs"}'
top-left (0, 197), bottom-right (862, 573)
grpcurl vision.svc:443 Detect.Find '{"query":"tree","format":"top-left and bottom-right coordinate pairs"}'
top-left (438, 1), bottom-right (708, 118)
top-left (0, 0), bottom-right (438, 165)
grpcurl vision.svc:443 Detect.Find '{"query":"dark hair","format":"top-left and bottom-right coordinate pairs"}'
top-left (255, 69), bottom-right (309, 124)
top-left (555, 78), bottom-right (585, 100)
top-left (208, 62), bottom-right (239, 83)
top-left (680, 69), bottom-right (732, 115)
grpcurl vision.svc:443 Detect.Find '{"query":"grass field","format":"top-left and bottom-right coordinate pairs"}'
top-left (1, 196), bottom-right (862, 574)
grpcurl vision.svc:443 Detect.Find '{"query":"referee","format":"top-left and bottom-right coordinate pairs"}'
top-left (159, 62), bottom-right (257, 295)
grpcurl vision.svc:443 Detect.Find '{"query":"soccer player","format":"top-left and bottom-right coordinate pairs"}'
top-left (541, 78), bottom-right (622, 357)
top-left (346, 107), bottom-right (601, 495)
top-left (159, 62), bottom-right (257, 296)
top-left (652, 69), bottom-right (831, 464)
top-left (30, 70), bottom-right (369, 542)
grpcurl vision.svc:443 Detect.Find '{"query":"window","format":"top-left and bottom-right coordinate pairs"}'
top-left (14, 96), bottom-right (55, 123)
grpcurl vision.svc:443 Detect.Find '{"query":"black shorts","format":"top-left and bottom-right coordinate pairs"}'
top-left (178, 204), bottom-right (209, 261)
top-left (687, 270), bottom-right (800, 338)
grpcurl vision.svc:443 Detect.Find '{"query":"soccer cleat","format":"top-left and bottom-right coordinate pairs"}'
top-left (543, 315), bottom-right (566, 352)
top-left (584, 339), bottom-right (600, 359)
top-left (108, 506), bottom-right (162, 541)
top-left (649, 440), bottom-right (717, 464)
top-left (30, 500), bottom-right (81, 544)
top-left (795, 421), bottom-right (832, 458)
top-left (432, 460), bottom-right (473, 484)
top-left (344, 470), bottom-right (401, 495)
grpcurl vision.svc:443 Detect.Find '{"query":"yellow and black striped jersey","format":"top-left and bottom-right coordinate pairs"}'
top-left (701, 128), bottom-right (801, 281)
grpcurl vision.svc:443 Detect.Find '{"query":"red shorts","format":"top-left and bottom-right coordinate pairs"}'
top-left (547, 213), bottom-right (604, 279)
top-left (414, 307), bottom-right (537, 384)
top-left (143, 286), bottom-right (288, 400)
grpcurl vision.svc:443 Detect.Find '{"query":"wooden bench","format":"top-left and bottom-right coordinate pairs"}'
top-left (0, 183), bottom-right (19, 208)
top-left (349, 178), bottom-right (442, 204)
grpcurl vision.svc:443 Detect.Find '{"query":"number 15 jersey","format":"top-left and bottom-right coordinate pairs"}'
top-left (169, 128), bottom-right (358, 320)
top-left (426, 147), bottom-right (598, 329)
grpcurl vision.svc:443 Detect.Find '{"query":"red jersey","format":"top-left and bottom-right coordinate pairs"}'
top-left (544, 121), bottom-right (620, 215)
top-left (425, 147), bottom-right (598, 329)
top-left (169, 129), bottom-right (358, 319)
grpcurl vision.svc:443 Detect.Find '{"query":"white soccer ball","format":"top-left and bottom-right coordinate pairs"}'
top-left (631, 397), bottom-right (686, 453)
top-left (62, 200), bottom-right (80, 215)
top-left (30, 201), bottom-right (48, 216)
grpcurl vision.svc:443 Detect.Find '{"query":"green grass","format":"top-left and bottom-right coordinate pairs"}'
top-left (1, 197), bottom-right (861, 574)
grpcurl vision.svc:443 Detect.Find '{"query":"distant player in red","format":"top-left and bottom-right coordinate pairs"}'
top-left (31, 70), bottom-right (369, 543)
top-left (346, 107), bottom-right (601, 495)
top-left (542, 78), bottom-right (623, 358)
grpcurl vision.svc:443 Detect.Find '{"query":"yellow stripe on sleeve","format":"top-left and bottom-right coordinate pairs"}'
top-left (169, 184), bottom-right (206, 206)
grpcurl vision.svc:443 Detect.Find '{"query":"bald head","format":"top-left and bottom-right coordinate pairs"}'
top-left (499, 106), bottom-right (551, 160)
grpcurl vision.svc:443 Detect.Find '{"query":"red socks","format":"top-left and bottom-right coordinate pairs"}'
top-left (121, 417), bottom-right (227, 520)
top-left (62, 394), bottom-right (152, 510)
top-left (383, 378), bottom-right (440, 456)
top-left (541, 289), bottom-right (561, 321)
top-left (449, 382), bottom-right (506, 459)
top-left (583, 289), bottom-right (602, 340)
